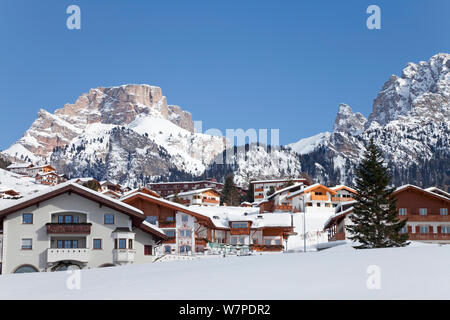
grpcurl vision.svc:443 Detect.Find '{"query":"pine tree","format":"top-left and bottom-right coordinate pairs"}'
top-left (346, 139), bottom-right (409, 249)
top-left (221, 174), bottom-right (240, 206)
top-left (245, 182), bottom-right (254, 203)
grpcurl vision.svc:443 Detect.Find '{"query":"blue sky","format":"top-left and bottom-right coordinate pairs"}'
top-left (0, 0), bottom-right (449, 149)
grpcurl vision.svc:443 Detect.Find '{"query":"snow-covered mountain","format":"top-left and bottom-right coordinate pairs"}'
top-left (2, 53), bottom-right (449, 189)
top-left (291, 53), bottom-right (450, 189)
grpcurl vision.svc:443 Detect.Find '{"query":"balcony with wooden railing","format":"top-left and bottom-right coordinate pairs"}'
top-left (230, 228), bottom-right (250, 235)
top-left (202, 198), bottom-right (219, 204)
top-left (409, 233), bottom-right (450, 241)
top-left (398, 214), bottom-right (450, 222)
top-left (254, 188), bottom-right (264, 192)
top-left (254, 195), bottom-right (264, 199)
top-left (274, 204), bottom-right (293, 211)
top-left (311, 194), bottom-right (329, 201)
top-left (46, 223), bottom-right (91, 234)
top-left (328, 232), bottom-right (346, 241)
top-left (331, 196), bottom-right (355, 202)
top-left (158, 220), bottom-right (176, 228)
top-left (250, 244), bottom-right (283, 252)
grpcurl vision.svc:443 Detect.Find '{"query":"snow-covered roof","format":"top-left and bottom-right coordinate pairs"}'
top-left (425, 187), bottom-right (450, 199)
top-left (6, 163), bottom-right (33, 169)
top-left (266, 183), bottom-right (304, 200)
top-left (395, 184), bottom-right (450, 202)
top-left (148, 180), bottom-right (223, 185)
top-left (193, 206), bottom-right (293, 229)
top-left (323, 206), bottom-right (354, 230)
top-left (166, 187), bottom-right (219, 198)
top-left (251, 178), bottom-right (307, 184)
top-left (0, 181), bottom-right (143, 215)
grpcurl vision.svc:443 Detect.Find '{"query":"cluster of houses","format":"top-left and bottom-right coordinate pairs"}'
top-left (0, 164), bottom-right (448, 275)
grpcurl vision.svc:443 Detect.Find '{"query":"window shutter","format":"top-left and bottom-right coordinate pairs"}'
top-left (415, 226), bottom-right (420, 234)
top-left (437, 226), bottom-right (442, 234)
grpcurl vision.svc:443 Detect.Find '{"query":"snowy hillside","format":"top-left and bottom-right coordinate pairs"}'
top-left (1, 243), bottom-right (449, 299)
top-left (0, 169), bottom-right (49, 206)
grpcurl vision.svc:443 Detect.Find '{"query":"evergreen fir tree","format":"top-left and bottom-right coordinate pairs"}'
top-left (346, 139), bottom-right (409, 249)
top-left (245, 182), bottom-right (255, 203)
top-left (221, 174), bottom-right (240, 206)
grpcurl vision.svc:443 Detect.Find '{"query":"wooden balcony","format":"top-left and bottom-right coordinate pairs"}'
top-left (409, 233), bottom-right (450, 241)
top-left (202, 198), bottom-right (219, 204)
top-left (274, 204), bottom-right (293, 211)
top-left (158, 221), bottom-right (176, 228)
top-left (230, 228), bottom-right (250, 235)
top-left (399, 215), bottom-right (450, 222)
top-left (254, 195), bottom-right (264, 199)
top-left (254, 188), bottom-right (264, 192)
top-left (328, 232), bottom-right (346, 241)
top-left (311, 194), bottom-right (329, 201)
top-left (250, 244), bottom-right (283, 252)
top-left (46, 223), bottom-right (91, 234)
top-left (331, 197), bottom-right (355, 202)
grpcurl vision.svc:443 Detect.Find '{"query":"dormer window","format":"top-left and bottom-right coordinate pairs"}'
top-left (231, 222), bottom-right (248, 229)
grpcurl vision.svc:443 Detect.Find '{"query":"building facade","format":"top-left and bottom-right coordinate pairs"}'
top-left (0, 183), bottom-right (166, 274)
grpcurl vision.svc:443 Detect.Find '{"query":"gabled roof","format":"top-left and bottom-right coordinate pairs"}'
top-left (330, 185), bottom-right (357, 194)
top-left (0, 182), bottom-right (167, 240)
top-left (286, 183), bottom-right (337, 199)
top-left (266, 183), bottom-right (304, 201)
top-left (123, 186), bottom-right (160, 198)
top-left (7, 163), bottom-right (33, 169)
top-left (323, 206), bottom-right (354, 230)
top-left (425, 187), bottom-right (450, 200)
top-left (394, 184), bottom-right (450, 203)
top-left (121, 192), bottom-right (222, 229)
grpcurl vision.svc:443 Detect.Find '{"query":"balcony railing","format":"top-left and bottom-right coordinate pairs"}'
top-left (47, 248), bottom-right (89, 263)
top-left (274, 204), bottom-right (293, 211)
top-left (113, 249), bottom-right (136, 263)
top-left (254, 188), bottom-right (264, 192)
top-left (230, 228), bottom-right (250, 235)
top-left (398, 215), bottom-right (450, 222)
top-left (311, 194), bottom-right (329, 201)
top-left (250, 244), bottom-right (283, 252)
top-left (331, 197), bottom-right (355, 202)
top-left (202, 198), bottom-right (219, 204)
top-left (46, 223), bottom-right (91, 234)
top-left (158, 221), bottom-right (176, 228)
top-left (254, 195), bottom-right (264, 199)
top-left (328, 232), bottom-right (346, 241)
top-left (409, 234), bottom-right (450, 241)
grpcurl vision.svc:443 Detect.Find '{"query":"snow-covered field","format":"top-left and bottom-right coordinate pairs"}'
top-left (1, 242), bottom-right (449, 300)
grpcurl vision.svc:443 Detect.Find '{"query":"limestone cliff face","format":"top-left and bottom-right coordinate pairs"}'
top-left (5, 84), bottom-right (194, 159)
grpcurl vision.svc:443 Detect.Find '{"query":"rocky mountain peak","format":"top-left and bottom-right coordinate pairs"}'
top-left (333, 103), bottom-right (367, 136)
top-left (5, 84), bottom-right (195, 160)
top-left (368, 53), bottom-right (449, 127)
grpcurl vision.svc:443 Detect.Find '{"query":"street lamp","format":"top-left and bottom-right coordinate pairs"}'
top-left (302, 186), bottom-right (306, 253)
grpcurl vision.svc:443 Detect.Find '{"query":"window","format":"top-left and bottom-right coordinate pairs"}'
top-left (104, 214), bottom-right (115, 224)
top-left (144, 245), bottom-right (152, 255)
top-left (442, 226), bottom-right (450, 234)
top-left (239, 237), bottom-right (245, 244)
top-left (419, 208), bottom-right (427, 216)
top-left (93, 239), bottom-right (102, 249)
top-left (182, 215), bottom-right (189, 222)
top-left (180, 245), bottom-right (191, 253)
top-left (274, 239), bottom-right (281, 245)
top-left (231, 222), bottom-right (248, 229)
top-left (166, 216), bottom-right (174, 222)
top-left (128, 239), bottom-right (133, 249)
top-left (21, 238), bottom-right (32, 250)
top-left (22, 213), bottom-right (33, 224)
top-left (119, 239), bottom-right (127, 249)
top-left (164, 246), bottom-right (171, 254)
top-left (145, 216), bottom-right (157, 225)
top-left (231, 237), bottom-right (237, 245)
top-left (264, 239), bottom-right (272, 245)
top-left (400, 226), bottom-right (408, 234)
top-left (253, 238), bottom-right (258, 244)
top-left (441, 208), bottom-right (448, 216)
top-left (165, 230), bottom-right (176, 238)
top-left (399, 208), bottom-right (407, 216)
top-left (73, 216), bottom-right (79, 223)
top-left (419, 226), bottom-right (429, 234)
top-left (64, 215), bottom-right (72, 223)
